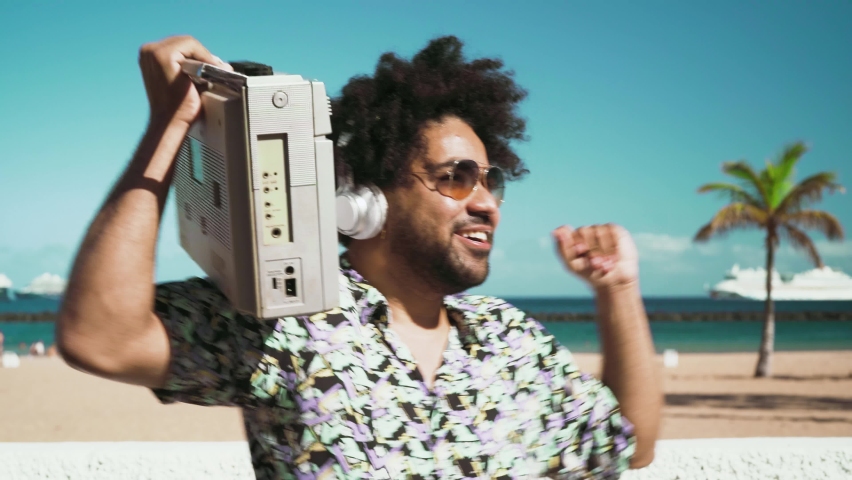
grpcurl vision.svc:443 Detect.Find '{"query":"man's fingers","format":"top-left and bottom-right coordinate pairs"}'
top-left (172, 38), bottom-right (232, 71)
top-left (553, 225), bottom-right (578, 262)
top-left (554, 224), bottom-right (623, 277)
top-left (582, 225), bottom-right (616, 277)
top-left (554, 222), bottom-right (636, 287)
top-left (554, 225), bottom-right (598, 276)
top-left (212, 57), bottom-right (234, 71)
top-left (597, 224), bottom-right (617, 258)
top-left (166, 35), bottom-right (218, 65)
top-left (137, 35), bottom-right (233, 125)
top-left (568, 256), bottom-right (591, 274)
top-left (146, 35), bottom-right (226, 83)
top-left (576, 227), bottom-right (597, 258)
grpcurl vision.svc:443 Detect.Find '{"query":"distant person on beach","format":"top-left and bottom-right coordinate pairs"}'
top-left (29, 340), bottom-right (45, 357)
top-left (0, 330), bottom-right (4, 355)
top-left (57, 35), bottom-right (661, 479)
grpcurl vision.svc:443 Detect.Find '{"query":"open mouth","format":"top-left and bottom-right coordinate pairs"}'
top-left (455, 231), bottom-right (491, 250)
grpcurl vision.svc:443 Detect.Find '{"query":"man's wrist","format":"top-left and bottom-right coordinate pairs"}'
top-left (594, 280), bottom-right (641, 300)
top-left (128, 115), bottom-right (192, 182)
top-left (147, 113), bottom-right (192, 138)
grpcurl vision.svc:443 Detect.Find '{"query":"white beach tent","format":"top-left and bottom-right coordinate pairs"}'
top-left (2, 352), bottom-right (20, 368)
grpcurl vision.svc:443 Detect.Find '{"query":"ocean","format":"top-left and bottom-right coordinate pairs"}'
top-left (1, 297), bottom-right (850, 354)
top-left (504, 297), bottom-right (852, 314)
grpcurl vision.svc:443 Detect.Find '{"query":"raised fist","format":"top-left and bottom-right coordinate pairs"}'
top-left (553, 224), bottom-right (639, 291)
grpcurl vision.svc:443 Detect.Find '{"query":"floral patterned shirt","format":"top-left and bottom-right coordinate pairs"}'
top-left (152, 258), bottom-right (635, 479)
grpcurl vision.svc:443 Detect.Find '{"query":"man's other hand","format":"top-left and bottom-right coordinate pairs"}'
top-left (138, 35), bottom-right (232, 127)
top-left (552, 224), bottom-right (639, 292)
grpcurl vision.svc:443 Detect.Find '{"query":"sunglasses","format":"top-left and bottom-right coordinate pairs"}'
top-left (411, 159), bottom-right (506, 204)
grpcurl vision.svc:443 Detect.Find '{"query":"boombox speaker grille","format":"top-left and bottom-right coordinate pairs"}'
top-left (175, 137), bottom-right (233, 250)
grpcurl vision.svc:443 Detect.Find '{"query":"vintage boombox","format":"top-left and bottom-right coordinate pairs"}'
top-left (174, 59), bottom-right (339, 318)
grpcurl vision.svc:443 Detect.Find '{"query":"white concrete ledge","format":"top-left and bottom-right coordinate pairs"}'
top-left (0, 438), bottom-right (850, 479)
top-left (0, 442), bottom-right (254, 480)
top-left (624, 438), bottom-right (852, 480)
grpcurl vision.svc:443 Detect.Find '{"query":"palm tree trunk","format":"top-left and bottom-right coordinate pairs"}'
top-left (755, 231), bottom-right (776, 377)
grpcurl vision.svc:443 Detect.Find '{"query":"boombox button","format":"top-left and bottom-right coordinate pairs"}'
top-left (272, 91), bottom-right (288, 108)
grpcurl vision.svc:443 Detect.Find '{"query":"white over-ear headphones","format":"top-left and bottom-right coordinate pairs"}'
top-left (336, 183), bottom-right (388, 240)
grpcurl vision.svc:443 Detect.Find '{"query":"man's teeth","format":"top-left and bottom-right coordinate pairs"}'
top-left (461, 232), bottom-right (487, 242)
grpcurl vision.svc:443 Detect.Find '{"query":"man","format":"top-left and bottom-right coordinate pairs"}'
top-left (57, 35), bottom-right (661, 479)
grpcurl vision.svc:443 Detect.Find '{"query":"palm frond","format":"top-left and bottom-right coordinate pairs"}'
top-left (693, 203), bottom-right (768, 242)
top-left (761, 162), bottom-right (774, 186)
top-left (722, 161), bottom-right (770, 206)
top-left (697, 182), bottom-right (764, 207)
top-left (761, 143), bottom-right (808, 210)
top-left (778, 210), bottom-right (845, 241)
top-left (775, 172), bottom-right (845, 214)
top-left (781, 224), bottom-right (822, 268)
top-left (773, 141), bottom-right (808, 183)
top-left (767, 176), bottom-right (795, 211)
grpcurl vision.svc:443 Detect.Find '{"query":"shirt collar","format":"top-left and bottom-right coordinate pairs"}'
top-left (339, 253), bottom-right (478, 346)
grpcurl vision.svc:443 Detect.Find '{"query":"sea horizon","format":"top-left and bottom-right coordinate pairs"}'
top-left (2, 295), bottom-right (852, 315)
top-left (1, 296), bottom-right (850, 355)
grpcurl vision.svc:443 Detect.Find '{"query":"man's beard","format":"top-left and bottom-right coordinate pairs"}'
top-left (387, 216), bottom-right (490, 294)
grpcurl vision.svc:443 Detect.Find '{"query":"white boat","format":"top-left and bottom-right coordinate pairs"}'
top-left (16, 273), bottom-right (66, 298)
top-left (710, 264), bottom-right (852, 301)
top-left (0, 274), bottom-right (13, 302)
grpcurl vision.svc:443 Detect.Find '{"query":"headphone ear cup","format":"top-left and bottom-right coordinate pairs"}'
top-left (365, 185), bottom-right (388, 238)
top-left (336, 190), bottom-right (363, 236)
top-left (336, 184), bottom-right (387, 240)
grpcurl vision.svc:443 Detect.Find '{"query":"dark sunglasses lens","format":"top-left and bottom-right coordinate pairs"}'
top-left (486, 166), bottom-right (505, 202)
top-left (446, 160), bottom-right (480, 200)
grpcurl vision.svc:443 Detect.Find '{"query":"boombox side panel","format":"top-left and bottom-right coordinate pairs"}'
top-left (174, 90), bottom-right (258, 312)
top-left (245, 81), bottom-right (332, 318)
top-left (224, 91), bottom-right (262, 315)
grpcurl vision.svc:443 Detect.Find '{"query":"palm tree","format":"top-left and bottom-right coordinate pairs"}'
top-left (694, 141), bottom-right (845, 377)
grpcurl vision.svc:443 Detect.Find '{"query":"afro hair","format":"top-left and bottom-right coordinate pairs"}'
top-left (330, 35), bottom-right (529, 192)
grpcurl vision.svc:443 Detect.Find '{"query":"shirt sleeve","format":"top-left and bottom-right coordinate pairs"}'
top-left (523, 318), bottom-right (636, 479)
top-left (150, 277), bottom-right (270, 407)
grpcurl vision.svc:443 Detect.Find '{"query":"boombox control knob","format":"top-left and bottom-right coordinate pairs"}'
top-left (272, 91), bottom-right (289, 108)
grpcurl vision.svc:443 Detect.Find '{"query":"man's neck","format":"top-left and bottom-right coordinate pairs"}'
top-left (347, 242), bottom-right (451, 389)
top-left (346, 242), bottom-right (448, 331)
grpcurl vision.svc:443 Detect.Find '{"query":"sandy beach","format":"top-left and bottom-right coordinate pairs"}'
top-left (0, 351), bottom-right (850, 442)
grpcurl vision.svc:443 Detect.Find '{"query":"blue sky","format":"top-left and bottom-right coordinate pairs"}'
top-left (1, 1), bottom-right (850, 297)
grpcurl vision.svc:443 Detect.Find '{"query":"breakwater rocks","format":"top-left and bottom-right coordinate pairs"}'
top-left (534, 311), bottom-right (852, 322)
top-left (2, 310), bottom-right (852, 323)
top-left (0, 311), bottom-right (57, 322)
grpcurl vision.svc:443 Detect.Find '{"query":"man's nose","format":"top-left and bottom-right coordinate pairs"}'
top-left (466, 183), bottom-right (501, 220)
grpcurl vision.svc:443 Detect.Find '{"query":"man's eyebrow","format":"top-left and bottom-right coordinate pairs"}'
top-left (425, 159), bottom-right (463, 172)
top-left (434, 160), bottom-right (458, 169)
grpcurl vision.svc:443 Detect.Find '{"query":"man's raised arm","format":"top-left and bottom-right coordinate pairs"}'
top-left (553, 224), bottom-right (662, 469)
top-left (56, 36), bottom-right (231, 388)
